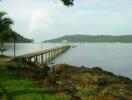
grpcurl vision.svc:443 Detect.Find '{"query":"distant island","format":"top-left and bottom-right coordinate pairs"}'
top-left (9, 33), bottom-right (33, 43)
top-left (43, 34), bottom-right (132, 43)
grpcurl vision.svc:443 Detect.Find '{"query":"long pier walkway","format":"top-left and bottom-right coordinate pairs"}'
top-left (18, 45), bottom-right (71, 63)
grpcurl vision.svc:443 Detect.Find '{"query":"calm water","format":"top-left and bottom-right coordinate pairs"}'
top-left (4, 43), bottom-right (132, 79)
top-left (4, 43), bottom-right (62, 56)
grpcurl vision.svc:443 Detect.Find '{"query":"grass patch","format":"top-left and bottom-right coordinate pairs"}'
top-left (0, 61), bottom-right (68, 100)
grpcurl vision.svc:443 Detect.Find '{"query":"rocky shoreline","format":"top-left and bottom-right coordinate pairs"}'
top-left (1, 58), bottom-right (132, 100)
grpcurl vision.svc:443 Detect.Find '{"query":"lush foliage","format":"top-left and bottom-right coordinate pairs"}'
top-left (0, 48), bottom-right (6, 55)
top-left (0, 0), bottom-right (74, 6)
top-left (0, 11), bottom-right (13, 55)
top-left (0, 59), bottom-right (132, 99)
top-left (0, 11), bottom-right (13, 45)
top-left (79, 85), bottom-right (99, 96)
top-left (9, 31), bottom-right (33, 43)
top-left (0, 61), bottom-right (69, 100)
top-left (61, 0), bottom-right (74, 6)
top-left (44, 34), bottom-right (132, 43)
top-left (0, 11), bottom-right (33, 56)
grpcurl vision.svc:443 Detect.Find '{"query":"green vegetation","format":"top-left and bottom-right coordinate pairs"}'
top-left (78, 85), bottom-right (99, 96)
top-left (61, 0), bottom-right (74, 6)
top-left (0, 11), bottom-right (13, 55)
top-left (0, 11), bottom-right (33, 44)
top-left (0, 60), bottom-right (69, 100)
top-left (0, 11), bottom-right (33, 56)
top-left (0, 0), bottom-right (74, 7)
top-left (0, 48), bottom-right (6, 56)
top-left (43, 34), bottom-right (132, 43)
top-left (1, 0), bottom-right (132, 99)
top-left (0, 10), bottom-right (33, 57)
top-left (7, 32), bottom-right (33, 43)
top-left (0, 59), bottom-right (132, 100)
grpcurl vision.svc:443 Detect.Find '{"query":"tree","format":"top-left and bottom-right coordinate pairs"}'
top-left (0, 0), bottom-right (74, 6)
top-left (0, 0), bottom-right (73, 56)
top-left (61, 0), bottom-right (74, 6)
top-left (0, 30), bottom-right (11, 56)
top-left (10, 31), bottom-right (17, 57)
top-left (0, 11), bottom-right (13, 56)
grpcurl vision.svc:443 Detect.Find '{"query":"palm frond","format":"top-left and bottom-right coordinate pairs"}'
top-left (61, 0), bottom-right (74, 6)
top-left (0, 11), bottom-right (6, 18)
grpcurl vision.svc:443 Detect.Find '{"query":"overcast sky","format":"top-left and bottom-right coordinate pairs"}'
top-left (0, 0), bottom-right (132, 42)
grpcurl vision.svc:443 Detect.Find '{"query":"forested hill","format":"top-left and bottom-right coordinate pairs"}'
top-left (10, 33), bottom-right (33, 43)
top-left (43, 34), bottom-right (132, 43)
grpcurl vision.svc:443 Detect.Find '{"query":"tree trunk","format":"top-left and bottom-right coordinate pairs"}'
top-left (0, 39), bottom-right (4, 48)
top-left (13, 39), bottom-right (16, 57)
top-left (0, 40), bottom-right (4, 56)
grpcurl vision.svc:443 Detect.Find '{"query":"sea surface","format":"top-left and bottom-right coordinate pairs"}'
top-left (4, 43), bottom-right (132, 79)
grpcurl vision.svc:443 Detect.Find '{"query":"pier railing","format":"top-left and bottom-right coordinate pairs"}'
top-left (18, 45), bottom-right (71, 63)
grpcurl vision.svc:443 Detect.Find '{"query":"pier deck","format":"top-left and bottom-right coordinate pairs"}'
top-left (18, 45), bottom-right (71, 63)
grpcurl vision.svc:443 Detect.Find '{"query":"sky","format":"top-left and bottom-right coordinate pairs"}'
top-left (0, 0), bottom-right (132, 42)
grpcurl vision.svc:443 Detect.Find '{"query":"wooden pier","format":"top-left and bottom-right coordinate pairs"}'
top-left (18, 45), bottom-right (71, 63)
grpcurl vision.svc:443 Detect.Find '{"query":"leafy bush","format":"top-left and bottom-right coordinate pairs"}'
top-left (79, 85), bottom-right (99, 96)
top-left (0, 48), bottom-right (6, 56)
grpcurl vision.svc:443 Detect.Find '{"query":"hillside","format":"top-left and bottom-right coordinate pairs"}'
top-left (43, 34), bottom-right (132, 43)
top-left (9, 33), bottom-right (33, 43)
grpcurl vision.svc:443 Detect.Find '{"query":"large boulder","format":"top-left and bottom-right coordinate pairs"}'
top-left (51, 64), bottom-right (64, 74)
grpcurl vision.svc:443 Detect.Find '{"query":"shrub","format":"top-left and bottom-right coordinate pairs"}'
top-left (79, 85), bottom-right (99, 96)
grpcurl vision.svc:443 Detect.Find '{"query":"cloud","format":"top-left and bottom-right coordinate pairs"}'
top-left (26, 10), bottom-right (54, 36)
top-left (0, 0), bottom-right (132, 42)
